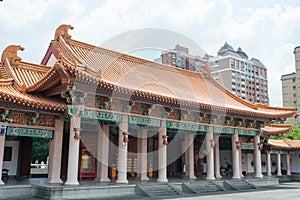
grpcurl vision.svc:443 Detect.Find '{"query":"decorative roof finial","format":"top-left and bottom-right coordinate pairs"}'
top-left (54, 24), bottom-right (74, 41)
top-left (1, 45), bottom-right (25, 65)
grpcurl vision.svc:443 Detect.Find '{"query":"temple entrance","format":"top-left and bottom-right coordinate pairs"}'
top-left (3, 136), bottom-right (51, 179)
top-left (167, 132), bottom-right (184, 178)
top-left (194, 134), bottom-right (205, 177)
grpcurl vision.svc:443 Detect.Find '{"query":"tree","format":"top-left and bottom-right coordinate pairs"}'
top-left (31, 138), bottom-right (50, 163)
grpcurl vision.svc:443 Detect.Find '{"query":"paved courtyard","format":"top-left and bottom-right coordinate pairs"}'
top-left (174, 182), bottom-right (300, 200)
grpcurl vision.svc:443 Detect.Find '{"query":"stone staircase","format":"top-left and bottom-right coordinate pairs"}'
top-left (224, 179), bottom-right (258, 190)
top-left (183, 180), bottom-right (226, 194)
top-left (136, 183), bottom-right (184, 198)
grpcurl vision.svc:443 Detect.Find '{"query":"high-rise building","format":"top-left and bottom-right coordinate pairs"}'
top-left (210, 43), bottom-right (268, 104)
top-left (157, 43), bottom-right (269, 104)
top-left (158, 44), bottom-right (208, 72)
top-left (281, 46), bottom-right (300, 123)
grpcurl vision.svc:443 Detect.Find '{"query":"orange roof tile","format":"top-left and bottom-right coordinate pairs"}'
top-left (261, 124), bottom-right (293, 136)
top-left (11, 61), bottom-right (50, 87)
top-left (268, 138), bottom-right (300, 150)
top-left (0, 63), bottom-right (8, 79)
top-left (0, 79), bottom-right (66, 111)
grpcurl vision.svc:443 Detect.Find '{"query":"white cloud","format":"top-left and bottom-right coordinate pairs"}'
top-left (0, 0), bottom-right (300, 106)
top-left (0, 0), bottom-right (48, 31)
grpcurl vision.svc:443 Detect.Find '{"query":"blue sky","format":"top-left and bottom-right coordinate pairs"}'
top-left (1, 0), bottom-right (300, 106)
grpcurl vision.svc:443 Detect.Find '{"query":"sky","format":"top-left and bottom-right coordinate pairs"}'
top-left (0, 0), bottom-right (300, 106)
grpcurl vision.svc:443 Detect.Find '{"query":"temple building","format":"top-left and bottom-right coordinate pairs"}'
top-left (0, 24), bottom-right (297, 190)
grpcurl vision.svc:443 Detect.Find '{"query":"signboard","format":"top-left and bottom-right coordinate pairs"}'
top-left (0, 124), bottom-right (6, 135)
top-left (7, 126), bottom-right (54, 139)
top-left (235, 129), bottom-right (258, 136)
top-left (289, 151), bottom-right (300, 155)
top-left (129, 116), bottom-right (161, 127)
top-left (166, 121), bottom-right (208, 132)
top-left (214, 126), bottom-right (235, 135)
top-left (82, 109), bottom-right (122, 122)
top-left (241, 143), bottom-right (254, 150)
top-left (270, 150), bottom-right (289, 155)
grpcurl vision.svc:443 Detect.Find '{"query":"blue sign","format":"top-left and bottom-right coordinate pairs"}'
top-left (0, 124), bottom-right (6, 134)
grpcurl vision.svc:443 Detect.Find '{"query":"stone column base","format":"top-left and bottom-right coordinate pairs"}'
top-left (141, 176), bottom-right (150, 181)
top-left (255, 174), bottom-right (263, 178)
top-left (157, 178), bottom-right (168, 183)
top-left (215, 174), bottom-right (222, 179)
top-left (47, 179), bottom-right (63, 184)
top-left (100, 177), bottom-right (111, 182)
top-left (64, 180), bottom-right (80, 186)
top-left (116, 179), bottom-right (128, 184)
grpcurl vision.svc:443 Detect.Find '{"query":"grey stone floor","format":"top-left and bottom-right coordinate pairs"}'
top-left (20, 182), bottom-right (300, 200)
top-left (173, 182), bottom-right (300, 200)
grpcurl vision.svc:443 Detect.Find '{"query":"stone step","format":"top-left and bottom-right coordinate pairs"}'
top-left (187, 181), bottom-right (226, 193)
top-left (136, 183), bottom-right (183, 198)
top-left (225, 180), bottom-right (257, 190)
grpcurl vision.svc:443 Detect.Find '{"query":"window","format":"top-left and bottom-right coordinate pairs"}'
top-left (4, 147), bottom-right (12, 161)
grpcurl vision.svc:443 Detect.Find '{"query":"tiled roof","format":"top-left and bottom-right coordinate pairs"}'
top-left (32, 25), bottom-right (295, 119)
top-left (0, 45), bottom-right (67, 111)
top-left (268, 138), bottom-right (300, 150)
top-left (41, 31), bottom-right (293, 119)
top-left (0, 79), bottom-right (66, 111)
top-left (11, 61), bottom-right (50, 87)
top-left (261, 124), bottom-right (293, 136)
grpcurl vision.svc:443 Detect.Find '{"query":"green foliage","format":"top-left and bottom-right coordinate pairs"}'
top-left (31, 138), bottom-right (50, 163)
top-left (269, 122), bottom-right (300, 140)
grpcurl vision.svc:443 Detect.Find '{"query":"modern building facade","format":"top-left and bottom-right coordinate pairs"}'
top-left (158, 44), bottom-right (208, 72)
top-left (209, 43), bottom-right (268, 104)
top-left (158, 43), bottom-right (269, 104)
top-left (0, 25), bottom-right (297, 199)
top-left (281, 46), bottom-right (300, 124)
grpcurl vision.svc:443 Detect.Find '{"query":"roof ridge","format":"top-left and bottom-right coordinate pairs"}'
top-left (19, 61), bottom-right (51, 73)
top-left (58, 36), bottom-right (84, 64)
top-left (26, 59), bottom-right (65, 93)
top-left (256, 103), bottom-right (295, 111)
top-left (2, 57), bottom-right (25, 90)
top-left (66, 38), bottom-right (208, 78)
